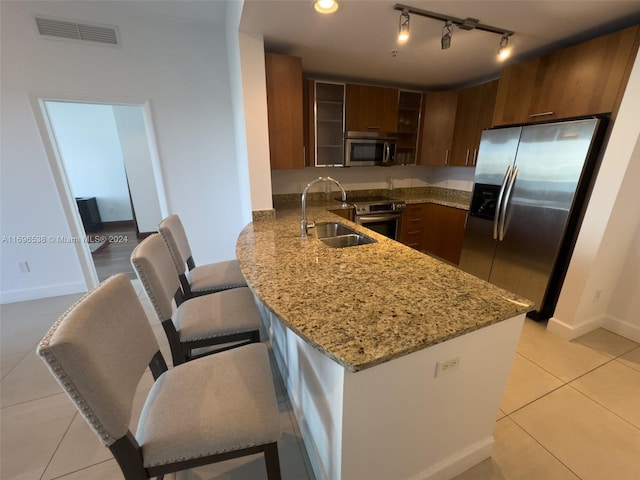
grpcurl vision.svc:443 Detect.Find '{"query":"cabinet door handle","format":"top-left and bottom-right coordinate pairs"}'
top-left (472, 149), bottom-right (478, 166)
top-left (465, 149), bottom-right (470, 166)
top-left (444, 149), bottom-right (449, 165)
top-left (367, 126), bottom-right (381, 129)
top-left (528, 111), bottom-right (554, 118)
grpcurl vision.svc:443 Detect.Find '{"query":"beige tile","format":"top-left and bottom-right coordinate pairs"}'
top-left (496, 409), bottom-right (506, 420)
top-left (571, 360), bottom-right (640, 428)
top-left (517, 319), bottom-right (610, 382)
top-left (0, 393), bottom-right (76, 480)
top-left (454, 417), bottom-right (579, 480)
top-left (41, 413), bottom-right (112, 480)
top-left (43, 369), bottom-right (156, 479)
top-left (618, 346), bottom-right (640, 373)
top-left (573, 328), bottom-right (639, 358)
top-left (511, 385), bottom-right (640, 480)
top-left (1, 350), bottom-right (28, 379)
top-left (46, 459), bottom-right (126, 479)
top-left (500, 353), bottom-right (564, 414)
top-left (0, 293), bottom-right (83, 320)
top-left (0, 311), bottom-right (59, 355)
top-left (1, 349), bottom-right (64, 407)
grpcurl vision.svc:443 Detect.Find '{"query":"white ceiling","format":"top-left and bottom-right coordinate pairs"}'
top-left (239, 0), bottom-right (640, 89)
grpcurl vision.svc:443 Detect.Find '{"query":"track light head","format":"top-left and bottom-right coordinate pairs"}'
top-left (398, 8), bottom-right (410, 43)
top-left (498, 33), bottom-right (511, 60)
top-left (441, 20), bottom-right (452, 50)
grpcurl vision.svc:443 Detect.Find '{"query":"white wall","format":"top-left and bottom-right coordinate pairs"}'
top-left (549, 48), bottom-right (640, 341)
top-left (0, 1), bottom-right (244, 302)
top-left (44, 101), bottom-right (134, 223)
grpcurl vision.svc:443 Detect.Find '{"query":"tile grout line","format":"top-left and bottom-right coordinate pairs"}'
top-left (39, 411), bottom-right (79, 480)
top-left (1, 390), bottom-right (66, 410)
top-left (566, 376), bottom-right (640, 433)
top-left (503, 331), bottom-right (640, 479)
top-left (502, 413), bottom-right (584, 480)
top-left (0, 348), bottom-right (32, 381)
top-left (49, 458), bottom-right (115, 480)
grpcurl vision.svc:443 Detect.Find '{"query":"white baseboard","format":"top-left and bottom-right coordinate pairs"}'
top-left (0, 282), bottom-right (87, 304)
top-left (603, 315), bottom-right (640, 343)
top-left (547, 315), bottom-right (604, 340)
top-left (547, 314), bottom-right (640, 343)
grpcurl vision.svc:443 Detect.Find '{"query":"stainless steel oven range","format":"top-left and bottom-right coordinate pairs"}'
top-left (349, 196), bottom-right (406, 240)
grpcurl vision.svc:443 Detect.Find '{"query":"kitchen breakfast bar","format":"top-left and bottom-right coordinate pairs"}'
top-left (236, 203), bottom-right (533, 480)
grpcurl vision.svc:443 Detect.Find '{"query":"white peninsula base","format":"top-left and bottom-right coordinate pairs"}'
top-left (257, 299), bottom-right (525, 480)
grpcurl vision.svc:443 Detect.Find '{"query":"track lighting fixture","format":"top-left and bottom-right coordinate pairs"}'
top-left (497, 33), bottom-right (511, 60)
top-left (441, 20), bottom-right (452, 50)
top-left (314, 0), bottom-right (338, 14)
top-left (393, 3), bottom-right (514, 56)
top-left (398, 8), bottom-right (410, 43)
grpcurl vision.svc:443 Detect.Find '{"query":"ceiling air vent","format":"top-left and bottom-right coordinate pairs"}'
top-left (35, 16), bottom-right (120, 46)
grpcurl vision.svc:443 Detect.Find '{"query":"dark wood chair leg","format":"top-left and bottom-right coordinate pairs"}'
top-left (263, 442), bottom-right (281, 480)
top-left (109, 432), bottom-right (148, 480)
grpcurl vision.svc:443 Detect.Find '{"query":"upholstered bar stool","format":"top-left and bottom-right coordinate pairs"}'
top-left (37, 274), bottom-right (282, 480)
top-left (159, 214), bottom-right (247, 298)
top-left (131, 234), bottom-right (261, 365)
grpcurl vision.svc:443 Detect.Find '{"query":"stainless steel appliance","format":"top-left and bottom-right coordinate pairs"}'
top-left (349, 196), bottom-right (406, 240)
top-left (345, 132), bottom-right (397, 166)
top-left (459, 117), bottom-right (607, 320)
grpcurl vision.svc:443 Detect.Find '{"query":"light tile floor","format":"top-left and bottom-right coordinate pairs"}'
top-left (1, 286), bottom-right (639, 480)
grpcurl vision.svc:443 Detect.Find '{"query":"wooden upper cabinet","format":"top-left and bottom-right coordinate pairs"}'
top-left (493, 25), bottom-right (640, 126)
top-left (345, 84), bottom-right (399, 132)
top-left (492, 58), bottom-right (540, 126)
top-left (450, 85), bottom-right (482, 166)
top-left (418, 90), bottom-right (458, 166)
top-left (265, 53), bottom-right (304, 169)
top-left (450, 80), bottom-right (498, 167)
top-left (531, 25), bottom-right (639, 120)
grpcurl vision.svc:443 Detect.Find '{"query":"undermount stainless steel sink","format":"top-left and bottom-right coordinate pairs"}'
top-left (312, 222), bottom-right (377, 248)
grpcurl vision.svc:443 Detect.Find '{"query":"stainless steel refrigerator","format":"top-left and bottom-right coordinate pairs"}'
top-left (459, 118), bottom-right (607, 320)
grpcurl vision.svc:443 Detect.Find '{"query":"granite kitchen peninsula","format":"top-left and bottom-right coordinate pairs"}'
top-left (236, 201), bottom-right (533, 480)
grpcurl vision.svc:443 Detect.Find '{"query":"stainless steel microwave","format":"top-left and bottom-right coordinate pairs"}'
top-left (345, 132), bottom-right (397, 166)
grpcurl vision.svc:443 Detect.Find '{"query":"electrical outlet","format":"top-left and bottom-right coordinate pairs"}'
top-left (17, 261), bottom-right (30, 273)
top-left (435, 356), bottom-right (461, 377)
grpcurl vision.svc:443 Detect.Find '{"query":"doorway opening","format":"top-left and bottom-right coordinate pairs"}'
top-left (41, 100), bottom-right (165, 284)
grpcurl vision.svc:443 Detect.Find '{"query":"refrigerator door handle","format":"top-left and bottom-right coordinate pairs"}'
top-left (494, 165), bottom-right (512, 240)
top-left (499, 165), bottom-right (519, 241)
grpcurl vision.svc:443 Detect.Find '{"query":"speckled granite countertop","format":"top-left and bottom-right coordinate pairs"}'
top-left (236, 203), bottom-right (532, 372)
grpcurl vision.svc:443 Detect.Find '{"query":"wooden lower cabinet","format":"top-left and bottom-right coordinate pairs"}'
top-left (399, 203), bottom-right (468, 265)
top-left (423, 204), bottom-right (467, 265)
top-left (399, 203), bottom-right (427, 251)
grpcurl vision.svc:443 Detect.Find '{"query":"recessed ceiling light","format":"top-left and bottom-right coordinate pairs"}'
top-left (314, 0), bottom-right (339, 14)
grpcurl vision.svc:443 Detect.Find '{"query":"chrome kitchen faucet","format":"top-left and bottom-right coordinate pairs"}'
top-left (300, 176), bottom-right (347, 237)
